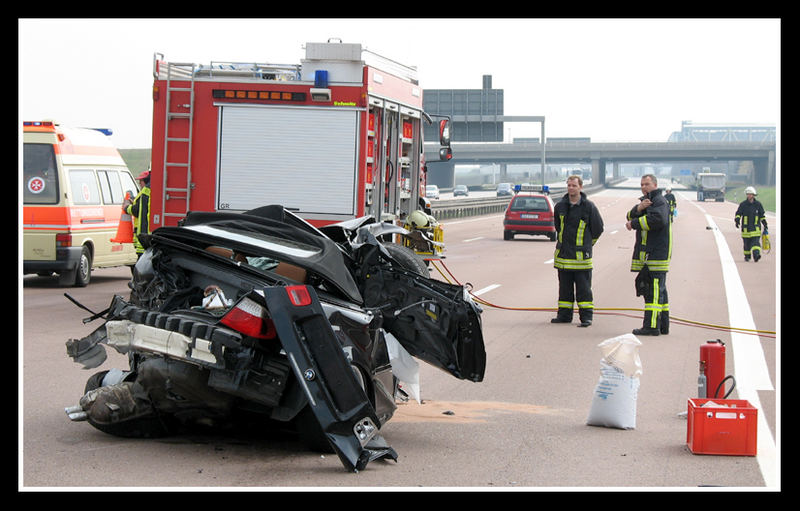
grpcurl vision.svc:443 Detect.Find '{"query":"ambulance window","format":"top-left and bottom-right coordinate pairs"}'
top-left (98, 170), bottom-right (125, 204)
top-left (23, 143), bottom-right (59, 205)
top-left (119, 171), bottom-right (139, 198)
top-left (68, 169), bottom-right (101, 205)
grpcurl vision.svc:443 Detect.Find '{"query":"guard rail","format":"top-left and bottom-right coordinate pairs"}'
top-left (429, 182), bottom-right (619, 220)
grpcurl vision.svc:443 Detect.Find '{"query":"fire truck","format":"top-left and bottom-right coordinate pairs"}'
top-left (150, 40), bottom-right (451, 259)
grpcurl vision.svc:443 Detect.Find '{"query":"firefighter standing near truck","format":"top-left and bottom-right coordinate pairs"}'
top-left (626, 174), bottom-right (672, 336)
top-left (124, 170), bottom-right (151, 259)
top-left (735, 186), bottom-right (767, 262)
top-left (551, 175), bottom-right (604, 327)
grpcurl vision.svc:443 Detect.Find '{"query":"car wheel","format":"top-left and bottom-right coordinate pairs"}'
top-left (382, 242), bottom-right (429, 276)
top-left (74, 246), bottom-right (92, 287)
top-left (80, 373), bottom-right (175, 438)
top-left (503, 231), bottom-right (513, 241)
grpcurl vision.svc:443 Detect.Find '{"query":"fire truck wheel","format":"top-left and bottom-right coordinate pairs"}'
top-left (381, 242), bottom-right (430, 276)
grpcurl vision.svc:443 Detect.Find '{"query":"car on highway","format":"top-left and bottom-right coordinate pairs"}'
top-left (503, 193), bottom-right (556, 241)
top-left (425, 184), bottom-right (440, 199)
top-left (63, 205), bottom-right (486, 473)
top-left (496, 182), bottom-right (514, 197)
top-left (453, 185), bottom-right (469, 197)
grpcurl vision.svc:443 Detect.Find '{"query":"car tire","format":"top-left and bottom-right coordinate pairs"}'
top-left (74, 245), bottom-right (92, 287)
top-left (81, 372), bottom-right (175, 439)
top-left (382, 242), bottom-right (429, 276)
top-left (503, 231), bottom-right (513, 241)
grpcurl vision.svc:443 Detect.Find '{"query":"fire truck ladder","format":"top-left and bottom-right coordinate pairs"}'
top-left (157, 55), bottom-right (196, 225)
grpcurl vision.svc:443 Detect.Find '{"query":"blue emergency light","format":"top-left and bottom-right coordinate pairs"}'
top-left (314, 70), bottom-right (329, 88)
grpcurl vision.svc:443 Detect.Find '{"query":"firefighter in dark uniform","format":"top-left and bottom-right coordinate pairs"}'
top-left (551, 175), bottom-right (604, 327)
top-left (123, 170), bottom-right (151, 259)
top-left (626, 174), bottom-right (672, 336)
top-left (735, 186), bottom-right (767, 262)
top-left (664, 185), bottom-right (677, 221)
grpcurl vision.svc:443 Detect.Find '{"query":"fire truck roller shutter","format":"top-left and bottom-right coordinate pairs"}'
top-left (217, 105), bottom-right (360, 217)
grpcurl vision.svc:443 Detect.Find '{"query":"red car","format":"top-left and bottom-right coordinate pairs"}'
top-left (503, 193), bottom-right (556, 241)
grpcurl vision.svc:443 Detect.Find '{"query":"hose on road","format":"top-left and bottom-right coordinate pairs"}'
top-left (430, 260), bottom-right (776, 339)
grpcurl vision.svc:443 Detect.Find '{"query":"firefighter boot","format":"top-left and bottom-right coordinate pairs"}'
top-left (578, 310), bottom-right (593, 328)
top-left (660, 312), bottom-right (670, 335)
top-left (551, 308), bottom-right (572, 323)
top-left (633, 327), bottom-right (660, 336)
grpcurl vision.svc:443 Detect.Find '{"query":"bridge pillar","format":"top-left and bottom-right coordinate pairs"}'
top-left (753, 150), bottom-right (776, 186)
top-left (591, 159), bottom-right (607, 185)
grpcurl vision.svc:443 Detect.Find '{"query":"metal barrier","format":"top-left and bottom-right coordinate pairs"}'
top-left (429, 183), bottom-right (617, 221)
top-left (430, 197), bottom-right (512, 220)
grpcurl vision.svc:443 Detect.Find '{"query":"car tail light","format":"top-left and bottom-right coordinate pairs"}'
top-left (286, 285), bottom-right (312, 307)
top-left (56, 233), bottom-right (72, 248)
top-left (220, 297), bottom-right (276, 339)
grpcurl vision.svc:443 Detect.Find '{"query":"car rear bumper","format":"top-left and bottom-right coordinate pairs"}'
top-left (24, 246), bottom-right (82, 274)
top-left (503, 219), bottom-right (555, 233)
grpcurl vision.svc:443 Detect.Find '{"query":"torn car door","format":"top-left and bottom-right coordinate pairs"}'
top-left (354, 244), bottom-right (486, 382)
top-left (264, 284), bottom-right (397, 472)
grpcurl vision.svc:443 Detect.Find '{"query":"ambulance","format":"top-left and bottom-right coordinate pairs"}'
top-left (22, 121), bottom-right (140, 286)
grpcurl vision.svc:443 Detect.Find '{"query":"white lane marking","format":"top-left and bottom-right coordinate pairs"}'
top-left (473, 284), bottom-right (501, 296)
top-left (544, 259), bottom-right (554, 264)
top-left (463, 236), bottom-right (484, 242)
top-left (704, 212), bottom-right (777, 488)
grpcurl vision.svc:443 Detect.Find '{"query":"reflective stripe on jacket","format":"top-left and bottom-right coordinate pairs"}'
top-left (126, 186), bottom-right (151, 252)
top-left (553, 192), bottom-right (604, 271)
top-left (735, 199), bottom-right (766, 238)
top-left (627, 188), bottom-right (672, 273)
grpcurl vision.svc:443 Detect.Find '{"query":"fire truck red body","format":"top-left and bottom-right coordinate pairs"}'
top-left (150, 41), bottom-right (449, 245)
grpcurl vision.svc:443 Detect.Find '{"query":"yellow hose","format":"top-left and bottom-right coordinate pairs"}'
top-left (430, 261), bottom-right (776, 338)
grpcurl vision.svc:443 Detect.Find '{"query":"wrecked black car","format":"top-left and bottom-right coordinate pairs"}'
top-left (64, 206), bottom-right (485, 472)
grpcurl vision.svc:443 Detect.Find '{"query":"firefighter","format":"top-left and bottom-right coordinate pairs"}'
top-left (551, 175), bottom-right (604, 327)
top-left (664, 185), bottom-right (677, 221)
top-left (626, 174), bottom-right (672, 336)
top-left (124, 170), bottom-right (151, 258)
top-left (735, 186), bottom-right (767, 262)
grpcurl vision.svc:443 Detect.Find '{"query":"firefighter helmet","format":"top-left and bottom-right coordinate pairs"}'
top-left (407, 210), bottom-right (429, 229)
top-left (137, 170), bottom-right (151, 181)
top-left (745, 186), bottom-right (757, 195)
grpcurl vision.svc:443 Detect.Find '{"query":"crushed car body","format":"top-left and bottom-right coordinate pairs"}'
top-left (64, 205), bottom-right (485, 472)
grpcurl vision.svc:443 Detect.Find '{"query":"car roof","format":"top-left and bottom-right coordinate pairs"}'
top-left (513, 193), bottom-right (549, 199)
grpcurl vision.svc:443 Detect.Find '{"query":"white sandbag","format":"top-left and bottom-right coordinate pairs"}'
top-left (586, 334), bottom-right (642, 429)
top-left (384, 332), bottom-right (421, 404)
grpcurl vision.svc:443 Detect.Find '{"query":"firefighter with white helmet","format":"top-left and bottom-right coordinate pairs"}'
top-left (407, 209), bottom-right (430, 229)
top-left (664, 185), bottom-right (677, 221)
top-left (734, 186), bottom-right (767, 262)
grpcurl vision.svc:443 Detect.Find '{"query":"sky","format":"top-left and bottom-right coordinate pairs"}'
top-left (19, 18), bottom-right (781, 149)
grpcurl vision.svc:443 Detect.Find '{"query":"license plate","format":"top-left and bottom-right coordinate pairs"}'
top-left (521, 214), bottom-right (538, 219)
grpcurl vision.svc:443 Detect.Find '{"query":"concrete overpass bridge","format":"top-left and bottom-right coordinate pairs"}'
top-left (423, 139), bottom-right (776, 188)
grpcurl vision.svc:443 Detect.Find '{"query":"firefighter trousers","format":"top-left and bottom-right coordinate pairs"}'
top-left (555, 269), bottom-right (593, 321)
top-left (638, 269), bottom-right (669, 333)
top-left (742, 236), bottom-right (762, 261)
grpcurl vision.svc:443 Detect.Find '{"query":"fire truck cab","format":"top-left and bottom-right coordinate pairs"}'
top-left (150, 41), bottom-right (450, 258)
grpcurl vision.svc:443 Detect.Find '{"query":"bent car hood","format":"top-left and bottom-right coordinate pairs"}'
top-left (157, 207), bottom-right (364, 304)
top-left (149, 206), bottom-right (485, 382)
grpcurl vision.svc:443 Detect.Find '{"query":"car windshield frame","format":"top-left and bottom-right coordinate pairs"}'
top-left (184, 224), bottom-right (322, 259)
